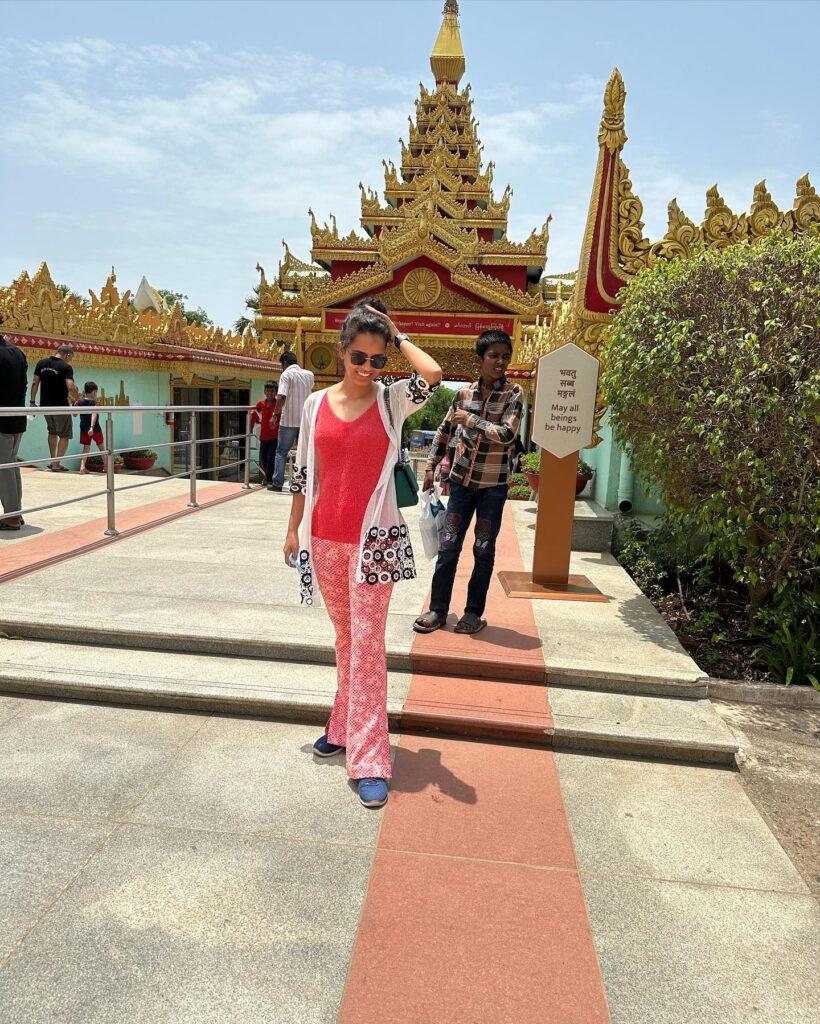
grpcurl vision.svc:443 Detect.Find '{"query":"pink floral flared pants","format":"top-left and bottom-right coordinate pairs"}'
top-left (312, 538), bottom-right (394, 779)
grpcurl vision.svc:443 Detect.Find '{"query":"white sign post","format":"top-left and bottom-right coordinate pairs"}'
top-left (499, 342), bottom-right (607, 602)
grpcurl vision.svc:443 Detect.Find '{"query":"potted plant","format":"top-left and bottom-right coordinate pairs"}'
top-left (576, 457), bottom-right (594, 496)
top-left (86, 454), bottom-right (123, 474)
top-left (507, 473), bottom-right (532, 501)
top-left (123, 448), bottom-right (158, 471)
top-left (519, 451), bottom-right (541, 495)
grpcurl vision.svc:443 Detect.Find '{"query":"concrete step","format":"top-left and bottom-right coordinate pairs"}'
top-left (0, 616), bottom-right (708, 698)
top-left (0, 639), bottom-right (738, 765)
top-left (572, 499), bottom-right (614, 552)
top-left (516, 499), bottom-right (614, 552)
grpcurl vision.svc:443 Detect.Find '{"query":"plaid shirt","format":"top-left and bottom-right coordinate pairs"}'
top-left (425, 377), bottom-right (523, 489)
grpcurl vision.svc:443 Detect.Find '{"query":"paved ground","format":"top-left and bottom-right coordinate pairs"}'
top-left (3, 468), bottom-right (233, 546)
top-left (0, 695), bottom-right (817, 1024)
top-left (1, 489), bottom-right (707, 694)
top-left (1, 485), bottom-right (817, 1021)
top-left (714, 701), bottom-right (820, 896)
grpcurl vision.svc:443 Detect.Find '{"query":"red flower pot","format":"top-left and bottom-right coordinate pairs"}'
top-left (87, 462), bottom-right (121, 474)
top-left (124, 456), bottom-right (157, 471)
top-left (523, 470), bottom-right (540, 494)
top-left (576, 472), bottom-right (592, 496)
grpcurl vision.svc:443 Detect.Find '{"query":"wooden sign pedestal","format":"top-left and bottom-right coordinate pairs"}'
top-left (498, 449), bottom-right (608, 603)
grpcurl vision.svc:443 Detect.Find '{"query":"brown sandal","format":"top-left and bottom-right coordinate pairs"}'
top-left (413, 610), bottom-right (447, 634)
top-left (454, 613), bottom-right (487, 635)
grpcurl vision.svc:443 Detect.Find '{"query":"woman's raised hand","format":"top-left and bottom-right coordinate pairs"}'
top-left (364, 304), bottom-right (398, 339)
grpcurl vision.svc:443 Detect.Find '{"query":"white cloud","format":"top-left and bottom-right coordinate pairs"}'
top-left (0, 36), bottom-right (608, 325)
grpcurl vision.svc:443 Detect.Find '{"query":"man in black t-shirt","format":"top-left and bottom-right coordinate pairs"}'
top-left (31, 344), bottom-right (77, 471)
top-left (0, 318), bottom-right (29, 528)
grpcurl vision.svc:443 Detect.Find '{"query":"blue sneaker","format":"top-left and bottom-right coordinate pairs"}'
top-left (358, 777), bottom-right (389, 808)
top-left (313, 734), bottom-right (344, 758)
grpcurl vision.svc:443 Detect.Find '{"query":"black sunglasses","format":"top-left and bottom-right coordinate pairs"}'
top-left (349, 350), bottom-right (388, 369)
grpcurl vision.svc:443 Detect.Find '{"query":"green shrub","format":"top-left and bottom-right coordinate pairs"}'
top-left (753, 579), bottom-right (819, 687)
top-left (604, 231), bottom-right (820, 620)
top-left (614, 516), bottom-right (705, 606)
top-left (520, 451), bottom-right (593, 475)
top-left (507, 472), bottom-right (532, 499)
top-left (126, 448), bottom-right (158, 458)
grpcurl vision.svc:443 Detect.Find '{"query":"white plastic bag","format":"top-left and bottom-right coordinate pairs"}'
top-left (419, 487), bottom-right (447, 560)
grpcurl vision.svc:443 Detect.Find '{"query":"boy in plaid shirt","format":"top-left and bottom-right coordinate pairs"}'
top-left (414, 329), bottom-right (523, 635)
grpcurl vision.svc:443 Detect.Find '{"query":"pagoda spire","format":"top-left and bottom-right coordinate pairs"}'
top-left (430, 0), bottom-right (465, 85)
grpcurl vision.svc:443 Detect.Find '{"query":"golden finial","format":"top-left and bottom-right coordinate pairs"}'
top-left (598, 68), bottom-right (627, 152)
top-left (431, 0), bottom-right (465, 85)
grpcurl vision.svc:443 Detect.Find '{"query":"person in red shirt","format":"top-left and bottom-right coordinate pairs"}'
top-left (250, 380), bottom-right (280, 489)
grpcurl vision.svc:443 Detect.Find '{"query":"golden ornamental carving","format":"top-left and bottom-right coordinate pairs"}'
top-left (1, 262), bottom-right (278, 367)
top-left (378, 281), bottom-right (486, 313)
top-left (299, 263), bottom-right (393, 308)
top-left (599, 69), bottom-right (627, 152)
top-left (451, 265), bottom-right (546, 315)
top-left (748, 180), bottom-right (786, 240)
top-left (701, 186), bottom-right (746, 248)
top-left (617, 160), bottom-right (652, 275)
top-left (649, 200), bottom-right (700, 262)
top-left (792, 174), bottom-right (820, 233)
top-left (401, 268), bottom-right (442, 307)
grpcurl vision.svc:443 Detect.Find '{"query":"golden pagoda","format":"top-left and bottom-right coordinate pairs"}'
top-left (255, 0), bottom-right (556, 383)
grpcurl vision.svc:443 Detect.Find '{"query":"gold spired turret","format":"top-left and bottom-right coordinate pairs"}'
top-left (430, 0), bottom-right (465, 85)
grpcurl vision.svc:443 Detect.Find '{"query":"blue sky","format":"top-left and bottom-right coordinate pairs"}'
top-left (2, 0), bottom-right (818, 330)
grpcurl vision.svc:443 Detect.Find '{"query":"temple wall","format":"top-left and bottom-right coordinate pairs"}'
top-left (18, 367), bottom-right (173, 472)
top-left (17, 367), bottom-right (269, 478)
top-left (583, 412), bottom-right (665, 519)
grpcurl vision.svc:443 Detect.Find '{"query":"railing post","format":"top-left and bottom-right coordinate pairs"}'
top-left (104, 412), bottom-right (118, 536)
top-left (243, 410), bottom-right (252, 490)
top-left (188, 411), bottom-right (198, 508)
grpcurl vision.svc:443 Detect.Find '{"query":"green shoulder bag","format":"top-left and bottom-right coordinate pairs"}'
top-left (383, 385), bottom-right (419, 508)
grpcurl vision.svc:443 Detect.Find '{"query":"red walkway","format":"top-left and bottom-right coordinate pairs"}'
top-left (339, 514), bottom-right (611, 1023)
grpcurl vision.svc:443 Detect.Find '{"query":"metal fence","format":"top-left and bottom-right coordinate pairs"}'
top-left (0, 404), bottom-right (260, 537)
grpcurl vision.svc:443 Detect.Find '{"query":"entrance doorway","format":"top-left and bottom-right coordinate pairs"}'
top-left (170, 382), bottom-right (251, 482)
top-left (218, 386), bottom-right (251, 482)
top-left (171, 386), bottom-right (216, 476)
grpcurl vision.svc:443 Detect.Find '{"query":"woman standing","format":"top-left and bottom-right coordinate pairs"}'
top-left (283, 299), bottom-right (442, 807)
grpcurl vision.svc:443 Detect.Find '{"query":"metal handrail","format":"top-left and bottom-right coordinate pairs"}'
top-left (0, 402), bottom-right (262, 534)
top-left (0, 405), bottom-right (254, 414)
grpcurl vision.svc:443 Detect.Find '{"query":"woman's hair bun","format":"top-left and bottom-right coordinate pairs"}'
top-left (357, 294), bottom-right (389, 316)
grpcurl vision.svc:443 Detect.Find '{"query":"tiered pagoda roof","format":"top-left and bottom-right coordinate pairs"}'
top-left (259, 0), bottom-right (553, 320)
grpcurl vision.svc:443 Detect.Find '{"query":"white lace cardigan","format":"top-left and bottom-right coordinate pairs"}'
top-left (289, 374), bottom-right (438, 606)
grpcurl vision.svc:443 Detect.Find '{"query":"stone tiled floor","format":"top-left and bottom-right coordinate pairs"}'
top-left (1, 694), bottom-right (818, 1024)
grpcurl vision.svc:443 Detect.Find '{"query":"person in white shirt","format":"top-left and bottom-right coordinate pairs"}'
top-left (272, 351), bottom-right (314, 490)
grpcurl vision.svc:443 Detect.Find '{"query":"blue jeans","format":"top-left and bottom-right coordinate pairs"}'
top-left (272, 425), bottom-right (299, 489)
top-left (429, 480), bottom-right (508, 618)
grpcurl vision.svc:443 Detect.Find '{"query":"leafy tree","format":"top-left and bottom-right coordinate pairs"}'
top-left (234, 286), bottom-right (260, 336)
top-left (604, 231), bottom-right (819, 621)
top-left (57, 283), bottom-right (89, 307)
top-left (157, 289), bottom-right (213, 328)
top-left (402, 385), bottom-right (455, 444)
